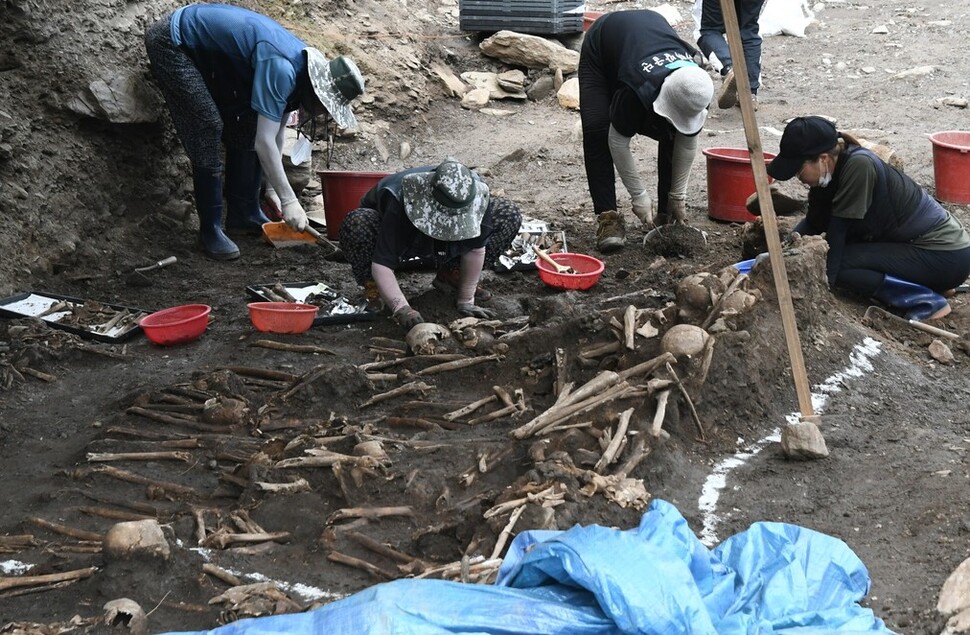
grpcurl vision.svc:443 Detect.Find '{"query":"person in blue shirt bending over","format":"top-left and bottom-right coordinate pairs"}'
top-left (145, 4), bottom-right (364, 260)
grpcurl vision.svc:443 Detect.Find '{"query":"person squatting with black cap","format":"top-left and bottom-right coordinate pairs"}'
top-left (145, 4), bottom-right (365, 260)
top-left (765, 116), bottom-right (970, 321)
top-left (338, 160), bottom-right (522, 330)
top-left (578, 9), bottom-right (714, 254)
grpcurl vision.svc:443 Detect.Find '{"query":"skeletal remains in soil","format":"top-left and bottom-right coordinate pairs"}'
top-left (6, 267), bottom-right (771, 614)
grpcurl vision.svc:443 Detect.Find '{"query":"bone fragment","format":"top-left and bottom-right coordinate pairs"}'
top-left (201, 531), bottom-right (291, 549)
top-left (29, 517), bottom-right (102, 542)
top-left (666, 362), bottom-right (705, 440)
top-left (442, 394), bottom-right (498, 421)
top-left (493, 385), bottom-right (516, 409)
top-left (79, 465), bottom-right (199, 498)
top-left (623, 305), bottom-right (637, 350)
top-left (78, 506), bottom-right (153, 522)
top-left (359, 381), bottom-right (435, 409)
top-left (18, 366), bottom-right (55, 382)
top-left (468, 403), bottom-right (519, 425)
top-left (86, 451), bottom-right (192, 463)
top-left (650, 390), bottom-right (672, 438)
top-left (327, 505), bottom-right (414, 524)
top-left (0, 567), bottom-right (97, 592)
top-left (594, 408), bottom-right (634, 473)
top-left (554, 347), bottom-right (567, 397)
top-left (255, 478), bottom-right (311, 494)
top-left (202, 563), bottom-right (243, 587)
top-left (222, 366), bottom-right (299, 382)
top-left (701, 273), bottom-right (748, 330)
top-left (327, 550), bottom-right (396, 580)
top-left (489, 504), bottom-right (526, 561)
top-left (252, 340), bottom-right (336, 355)
top-left (416, 354), bottom-right (502, 376)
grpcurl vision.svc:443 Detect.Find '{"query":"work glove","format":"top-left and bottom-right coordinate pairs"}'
top-left (393, 306), bottom-right (425, 330)
top-left (630, 191), bottom-right (655, 226)
top-left (264, 185), bottom-right (283, 218)
top-left (282, 198), bottom-right (308, 232)
top-left (457, 303), bottom-right (497, 319)
top-left (667, 197), bottom-right (688, 223)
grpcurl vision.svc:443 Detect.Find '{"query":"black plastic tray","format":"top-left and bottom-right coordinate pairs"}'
top-left (0, 291), bottom-right (148, 343)
top-left (245, 281), bottom-right (376, 326)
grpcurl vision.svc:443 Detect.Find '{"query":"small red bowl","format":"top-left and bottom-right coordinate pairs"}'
top-left (248, 302), bottom-right (318, 334)
top-left (139, 304), bottom-right (211, 346)
top-left (536, 252), bottom-right (605, 291)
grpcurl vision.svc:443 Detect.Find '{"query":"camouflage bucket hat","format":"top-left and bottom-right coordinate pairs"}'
top-left (305, 48), bottom-right (364, 130)
top-left (402, 161), bottom-right (490, 241)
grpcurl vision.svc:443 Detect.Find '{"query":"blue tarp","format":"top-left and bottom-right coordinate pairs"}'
top-left (168, 499), bottom-right (893, 635)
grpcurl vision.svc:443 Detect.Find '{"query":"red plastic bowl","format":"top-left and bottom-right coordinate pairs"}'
top-left (139, 304), bottom-right (211, 346)
top-left (248, 302), bottom-right (318, 334)
top-left (536, 252), bottom-right (605, 291)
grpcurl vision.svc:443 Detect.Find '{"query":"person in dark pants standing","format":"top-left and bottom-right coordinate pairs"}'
top-left (579, 10), bottom-right (713, 254)
top-left (145, 4), bottom-right (364, 260)
top-left (766, 116), bottom-right (970, 321)
top-left (696, 0), bottom-right (766, 110)
top-left (339, 160), bottom-right (522, 330)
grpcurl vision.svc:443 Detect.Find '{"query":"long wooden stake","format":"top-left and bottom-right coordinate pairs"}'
top-left (719, 0), bottom-right (814, 419)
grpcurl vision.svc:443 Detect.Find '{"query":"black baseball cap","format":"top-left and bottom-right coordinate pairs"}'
top-left (767, 116), bottom-right (839, 180)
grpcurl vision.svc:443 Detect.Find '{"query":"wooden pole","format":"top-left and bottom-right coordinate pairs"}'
top-left (718, 0), bottom-right (815, 418)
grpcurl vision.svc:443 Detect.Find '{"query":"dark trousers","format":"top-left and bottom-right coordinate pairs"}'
top-left (697, 0), bottom-right (765, 93)
top-left (794, 218), bottom-right (970, 294)
top-left (340, 197), bottom-right (523, 285)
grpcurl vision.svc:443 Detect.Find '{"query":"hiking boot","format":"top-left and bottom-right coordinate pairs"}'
top-left (595, 210), bottom-right (626, 254)
top-left (717, 68), bottom-right (738, 109)
top-left (432, 269), bottom-right (492, 302)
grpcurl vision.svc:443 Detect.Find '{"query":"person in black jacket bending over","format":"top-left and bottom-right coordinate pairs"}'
top-left (766, 116), bottom-right (970, 321)
top-left (579, 9), bottom-right (714, 254)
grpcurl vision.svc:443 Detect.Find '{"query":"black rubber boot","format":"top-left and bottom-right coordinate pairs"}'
top-left (192, 166), bottom-right (240, 261)
top-left (873, 274), bottom-right (950, 321)
top-left (224, 149), bottom-right (270, 234)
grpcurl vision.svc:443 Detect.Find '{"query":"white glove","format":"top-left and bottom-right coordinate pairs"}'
top-left (631, 191), bottom-right (655, 225)
top-left (668, 196), bottom-right (688, 223)
top-left (282, 199), bottom-right (308, 232)
top-left (264, 184), bottom-right (282, 217)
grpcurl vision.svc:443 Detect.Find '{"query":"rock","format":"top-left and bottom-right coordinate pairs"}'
top-left (103, 519), bottom-right (170, 562)
top-left (781, 420), bottom-right (829, 459)
top-left (939, 97), bottom-right (969, 109)
top-left (480, 31), bottom-right (579, 73)
top-left (496, 69), bottom-right (527, 93)
top-left (431, 61), bottom-right (467, 97)
top-left (461, 87), bottom-right (490, 110)
top-left (939, 556), bottom-right (970, 615)
top-left (872, 24), bottom-right (889, 34)
top-left (68, 74), bottom-right (159, 123)
top-left (556, 78), bottom-right (580, 110)
top-left (460, 71), bottom-right (526, 100)
top-left (527, 75), bottom-right (555, 101)
top-left (929, 339), bottom-right (955, 364)
top-left (892, 65), bottom-right (935, 80)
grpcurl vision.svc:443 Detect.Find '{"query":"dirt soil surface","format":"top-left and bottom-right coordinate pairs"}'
top-left (2, 0), bottom-right (970, 633)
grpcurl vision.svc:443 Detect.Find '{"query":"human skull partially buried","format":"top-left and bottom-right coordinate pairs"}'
top-left (406, 322), bottom-right (453, 355)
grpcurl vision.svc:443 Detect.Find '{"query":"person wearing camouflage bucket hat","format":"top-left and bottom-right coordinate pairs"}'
top-left (401, 160), bottom-right (490, 242)
top-left (305, 48), bottom-right (364, 131)
top-left (144, 4), bottom-right (366, 261)
top-left (338, 161), bottom-right (523, 331)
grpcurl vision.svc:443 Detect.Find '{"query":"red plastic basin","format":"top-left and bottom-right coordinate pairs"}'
top-left (536, 252), bottom-right (605, 291)
top-left (248, 302), bottom-right (318, 334)
top-left (318, 170), bottom-right (393, 240)
top-left (139, 304), bottom-right (211, 346)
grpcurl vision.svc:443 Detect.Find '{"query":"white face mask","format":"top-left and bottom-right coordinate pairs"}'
top-left (817, 164), bottom-right (832, 188)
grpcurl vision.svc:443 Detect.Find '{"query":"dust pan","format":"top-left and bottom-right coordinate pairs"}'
top-left (262, 222), bottom-right (338, 256)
